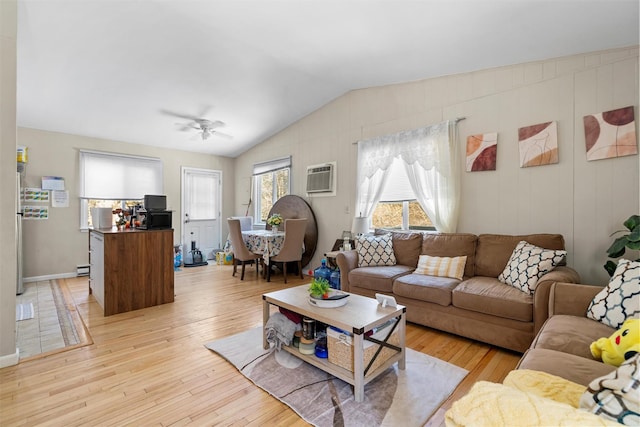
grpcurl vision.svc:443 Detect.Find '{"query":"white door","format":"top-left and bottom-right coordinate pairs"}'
top-left (181, 167), bottom-right (222, 260)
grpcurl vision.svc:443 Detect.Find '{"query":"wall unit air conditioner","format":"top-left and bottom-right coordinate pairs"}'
top-left (306, 162), bottom-right (336, 195)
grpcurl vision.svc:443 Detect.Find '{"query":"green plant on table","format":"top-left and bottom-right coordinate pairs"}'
top-left (604, 214), bottom-right (640, 276)
top-left (308, 277), bottom-right (330, 299)
top-left (267, 213), bottom-right (283, 227)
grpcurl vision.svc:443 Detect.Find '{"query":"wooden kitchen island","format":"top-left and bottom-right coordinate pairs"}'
top-left (89, 228), bottom-right (174, 316)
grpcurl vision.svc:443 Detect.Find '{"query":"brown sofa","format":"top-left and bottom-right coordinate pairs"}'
top-left (516, 281), bottom-right (616, 385)
top-left (336, 232), bottom-right (580, 352)
top-left (444, 282), bottom-right (628, 426)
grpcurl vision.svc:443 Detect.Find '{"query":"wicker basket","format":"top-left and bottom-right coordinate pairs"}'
top-left (326, 320), bottom-right (399, 372)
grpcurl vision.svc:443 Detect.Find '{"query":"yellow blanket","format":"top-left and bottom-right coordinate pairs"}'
top-left (445, 377), bottom-right (620, 427)
top-left (502, 369), bottom-right (586, 408)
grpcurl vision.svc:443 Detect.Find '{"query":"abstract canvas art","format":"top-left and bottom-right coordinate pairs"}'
top-left (518, 121), bottom-right (558, 168)
top-left (466, 132), bottom-right (497, 172)
top-left (584, 106), bottom-right (637, 161)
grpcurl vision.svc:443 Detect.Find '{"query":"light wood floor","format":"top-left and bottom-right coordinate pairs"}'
top-left (0, 263), bottom-right (521, 426)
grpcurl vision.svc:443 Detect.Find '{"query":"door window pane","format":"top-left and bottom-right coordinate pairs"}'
top-left (185, 172), bottom-right (218, 220)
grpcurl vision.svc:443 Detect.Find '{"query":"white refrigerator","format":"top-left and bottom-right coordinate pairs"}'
top-left (16, 172), bottom-right (23, 295)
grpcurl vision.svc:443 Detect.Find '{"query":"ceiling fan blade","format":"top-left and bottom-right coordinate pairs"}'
top-left (165, 108), bottom-right (229, 141)
top-left (211, 130), bottom-right (233, 140)
top-left (196, 119), bottom-right (225, 130)
top-left (161, 109), bottom-right (201, 121)
top-left (175, 122), bottom-right (197, 132)
top-left (197, 105), bottom-right (213, 118)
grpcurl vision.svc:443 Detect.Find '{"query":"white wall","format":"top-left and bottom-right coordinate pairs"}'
top-left (235, 47), bottom-right (640, 285)
top-left (16, 128), bottom-right (235, 279)
top-left (0, 0), bottom-right (18, 366)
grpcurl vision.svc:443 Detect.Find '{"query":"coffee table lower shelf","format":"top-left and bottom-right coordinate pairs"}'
top-left (279, 342), bottom-right (403, 390)
top-left (262, 285), bottom-right (406, 402)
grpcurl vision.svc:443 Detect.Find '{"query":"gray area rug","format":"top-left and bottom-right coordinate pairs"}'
top-left (205, 327), bottom-right (467, 427)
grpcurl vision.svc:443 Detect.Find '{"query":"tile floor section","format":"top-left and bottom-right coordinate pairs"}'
top-left (16, 281), bottom-right (78, 359)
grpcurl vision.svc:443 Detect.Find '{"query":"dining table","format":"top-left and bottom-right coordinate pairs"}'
top-left (240, 229), bottom-right (286, 265)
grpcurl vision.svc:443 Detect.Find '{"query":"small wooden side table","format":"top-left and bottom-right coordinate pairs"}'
top-left (325, 238), bottom-right (356, 268)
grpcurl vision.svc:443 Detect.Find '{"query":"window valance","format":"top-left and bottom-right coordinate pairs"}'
top-left (355, 120), bottom-right (460, 232)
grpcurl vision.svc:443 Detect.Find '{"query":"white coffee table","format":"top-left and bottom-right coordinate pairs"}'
top-left (262, 285), bottom-right (406, 402)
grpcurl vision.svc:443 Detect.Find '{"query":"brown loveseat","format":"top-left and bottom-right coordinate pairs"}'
top-left (516, 281), bottom-right (617, 385)
top-left (444, 281), bottom-right (624, 426)
top-left (336, 232), bottom-right (581, 352)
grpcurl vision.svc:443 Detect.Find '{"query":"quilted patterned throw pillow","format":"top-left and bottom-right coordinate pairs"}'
top-left (415, 255), bottom-right (467, 280)
top-left (579, 354), bottom-right (640, 425)
top-left (497, 240), bottom-right (566, 295)
top-left (587, 259), bottom-right (640, 329)
top-left (356, 233), bottom-right (396, 267)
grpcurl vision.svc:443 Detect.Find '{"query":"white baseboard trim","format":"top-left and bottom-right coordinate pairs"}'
top-left (24, 272), bottom-right (78, 283)
top-left (0, 349), bottom-right (19, 368)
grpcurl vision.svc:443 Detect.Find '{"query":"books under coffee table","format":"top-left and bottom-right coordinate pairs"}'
top-left (262, 285), bottom-right (406, 402)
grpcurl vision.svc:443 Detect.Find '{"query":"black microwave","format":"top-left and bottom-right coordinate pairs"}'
top-left (140, 210), bottom-right (172, 230)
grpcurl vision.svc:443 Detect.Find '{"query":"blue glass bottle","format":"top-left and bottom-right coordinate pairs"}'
top-left (314, 258), bottom-right (332, 284)
top-left (329, 267), bottom-right (341, 290)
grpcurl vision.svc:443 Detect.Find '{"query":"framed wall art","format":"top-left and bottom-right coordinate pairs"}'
top-left (466, 132), bottom-right (497, 172)
top-left (518, 121), bottom-right (558, 168)
top-left (584, 106), bottom-right (637, 161)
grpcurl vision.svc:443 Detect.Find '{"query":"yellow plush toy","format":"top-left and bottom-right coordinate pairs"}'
top-left (590, 318), bottom-right (640, 366)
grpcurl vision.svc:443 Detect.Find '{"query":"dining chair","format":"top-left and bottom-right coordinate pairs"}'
top-left (227, 219), bottom-right (261, 280)
top-left (267, 218), bottom-right (307, 283)
top-left (231, 216), bottom-right (253, 231)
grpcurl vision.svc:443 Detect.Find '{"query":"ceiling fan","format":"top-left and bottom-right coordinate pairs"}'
top-left (161, 108), bottom-right (233, 141)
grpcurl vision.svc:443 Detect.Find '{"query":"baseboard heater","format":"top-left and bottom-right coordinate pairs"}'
top-left (76, 264), bottom-right (90, 276)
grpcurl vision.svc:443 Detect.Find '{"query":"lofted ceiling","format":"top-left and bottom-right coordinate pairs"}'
top-left (16, 0), bottom-right (639, 158)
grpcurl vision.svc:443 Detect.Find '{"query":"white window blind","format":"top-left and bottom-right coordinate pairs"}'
top-left (253, 156), bottom-right (291, 175)
top-left (378, 157), bottom-right (416, 202)
top-left (79, 151), bottom-right (163, 200)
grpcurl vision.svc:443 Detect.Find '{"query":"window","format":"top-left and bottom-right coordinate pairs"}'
top-left (79, 151), bottom-right (163, 229)
top-left (253, 156), bottom-right (291, 223)
top-left (372, 201), bottom-right (434, 230)
top-left (85, 199), bottom-right (141, 228)
top-left (371, 157), bottom-right (434, 230)
top-left (355, 121), bottom-right (459, 232)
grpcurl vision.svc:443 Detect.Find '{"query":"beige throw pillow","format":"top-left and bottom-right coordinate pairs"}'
top-left (414, 255), bottom-right (467, 280)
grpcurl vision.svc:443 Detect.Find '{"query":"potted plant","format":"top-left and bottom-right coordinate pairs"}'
top-left (113, 209), bottom-right (127, 230)
top-left (309, 277), bottom-right (330, 299)
top-left (267, 213), bottom-right (283, 231)
top-left (604, 214), bottom-right (640, 276)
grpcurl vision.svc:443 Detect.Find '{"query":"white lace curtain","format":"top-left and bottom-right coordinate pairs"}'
top-left (355, 120), bottom-right (460, 232)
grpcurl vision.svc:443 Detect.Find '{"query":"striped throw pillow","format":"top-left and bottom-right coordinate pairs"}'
top-left (414, 255), bottom-right (467, 280)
